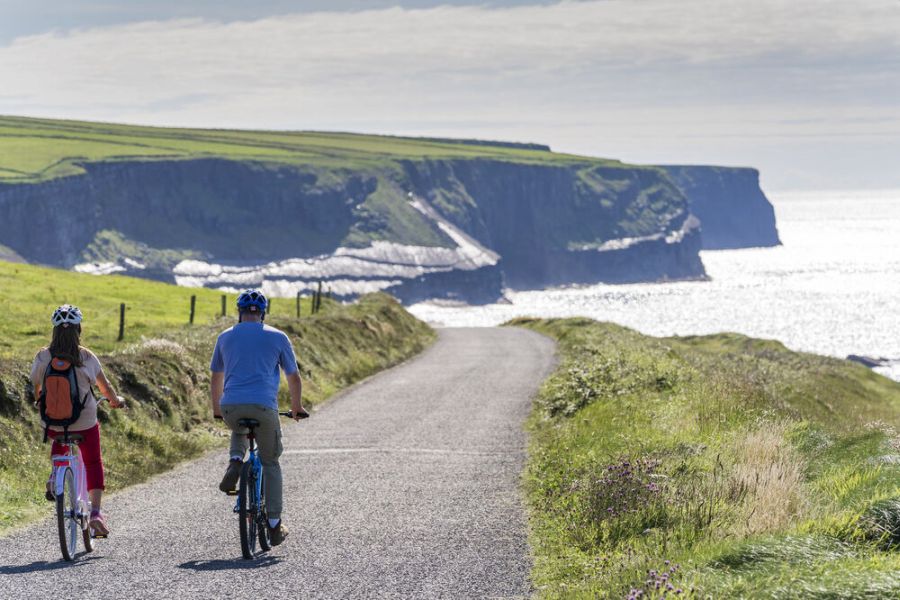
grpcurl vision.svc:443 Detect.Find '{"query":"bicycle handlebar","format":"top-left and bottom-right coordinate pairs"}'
top-left (213, 410), bottom-right (309, 421)
top-left (280, 410), bottom-right (310, 420)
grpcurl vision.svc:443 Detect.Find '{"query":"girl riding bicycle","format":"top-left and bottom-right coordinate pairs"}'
top-left (30, 304), bottom-right (125, 537)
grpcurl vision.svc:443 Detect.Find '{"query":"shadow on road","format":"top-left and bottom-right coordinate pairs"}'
top-left (178, 555), bottom-right (283, 571)
top-left (0, 555), bottom-right (105, 574)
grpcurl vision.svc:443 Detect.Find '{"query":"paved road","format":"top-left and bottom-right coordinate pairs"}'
top-left (0, 328), bottom-right (556, 599)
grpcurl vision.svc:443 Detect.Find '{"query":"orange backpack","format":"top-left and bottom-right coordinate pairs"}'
top-left (38, 356), bottom-right (83, 442)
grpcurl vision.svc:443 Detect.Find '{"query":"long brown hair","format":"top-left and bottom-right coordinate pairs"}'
top-left (49, 324), bottom-right (83, 367)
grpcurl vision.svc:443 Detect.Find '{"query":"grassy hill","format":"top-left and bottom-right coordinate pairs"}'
top-left (0, 260), bottom-right (434, 533)
top-left (514, 318), bottom-right (900, 598)
top-left (0, 115), bottom-right (597, 184)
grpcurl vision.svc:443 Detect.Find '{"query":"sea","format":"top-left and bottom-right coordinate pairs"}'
top-left (408, 189), bottom-right (900, 382)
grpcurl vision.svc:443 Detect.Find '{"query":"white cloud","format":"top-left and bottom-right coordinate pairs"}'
top-left (1, 0), bottom-right (899, 189)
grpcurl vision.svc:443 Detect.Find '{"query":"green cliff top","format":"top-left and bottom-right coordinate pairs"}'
top-left (0, 115), bottom-right (613, 183)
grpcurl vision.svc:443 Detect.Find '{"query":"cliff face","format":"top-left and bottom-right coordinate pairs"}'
top-left (404, 160), bottom-right (704, 288)
top-left (662, 166), bottom-right (781, 249)
top-left (0, 159), bottom-right (429, 266)
top-left (0, 157), bottom-right (707, 302)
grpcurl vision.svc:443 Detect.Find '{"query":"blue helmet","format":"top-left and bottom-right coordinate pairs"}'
top-left (236, 289), bottom-right (268, 314)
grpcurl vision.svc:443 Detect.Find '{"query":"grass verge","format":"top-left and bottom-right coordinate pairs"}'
top-left (0, 283), bottom-right (434, 535)
top-left (512, 318), bottom-right (900, 599)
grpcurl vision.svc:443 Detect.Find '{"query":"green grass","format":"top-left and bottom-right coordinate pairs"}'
top-left (1, 259), bottom-right (267, 358)
top-left (0, 261), bottom-right (435, 534)
top-left (511, 318), bottom-right (900, 598)
top-left (0, 115), bottom-right (604, 183)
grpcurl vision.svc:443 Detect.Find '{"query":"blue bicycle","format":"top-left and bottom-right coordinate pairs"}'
top-left (228, 411), bottom-right (299, 559)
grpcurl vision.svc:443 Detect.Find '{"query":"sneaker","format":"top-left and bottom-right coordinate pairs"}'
top-left (45, 475), bottom-right (54, 502)
top-left (90, 510), bottom-right (110, 537)
top-left (219, 459), bottom-right (242, 493)
top-left (268, 521), bottom-right (289, 546)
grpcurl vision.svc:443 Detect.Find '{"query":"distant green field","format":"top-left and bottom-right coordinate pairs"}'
top-left (0, 115), bottom-right (598, 183)
top-left (0, 260), bottom-right (311, 358)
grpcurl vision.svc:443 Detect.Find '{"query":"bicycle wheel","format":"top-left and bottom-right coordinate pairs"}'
top-left (238, 462), bottom-right (257, 559)
top-left (257, 468), bottom-right (271, 552)
top-left (55, 468), bottom-right (77, 561)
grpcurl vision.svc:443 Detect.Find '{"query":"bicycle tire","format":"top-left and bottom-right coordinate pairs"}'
top-left (258, 468), bottom-right (271, 552)
top-left (238, 462), bottom-right (257, 559)
top-left (56, 468), bottom-right (77, 561)
top-left (82, 521), bottom-right (94, 553)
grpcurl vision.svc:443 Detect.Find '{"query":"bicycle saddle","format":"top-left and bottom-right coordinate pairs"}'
top-left (237, 418), bottom-right (260, 428)
top-left (59, 434), bottom-right (84, 444)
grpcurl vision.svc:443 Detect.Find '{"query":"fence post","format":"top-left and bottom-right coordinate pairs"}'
top-left (221, 295), bottom-right (227, 317)
top-left (315, 281), bottom-right (323, 314)
top-left (189, 295), bottom-right (196, 324)
top-left (296, 291), bottom-right (301, 319)
top-left (117, 303), bottom-right (125, 341)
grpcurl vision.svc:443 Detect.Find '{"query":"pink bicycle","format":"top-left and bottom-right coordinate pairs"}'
top-left (50, 432), bottom-right (97, 561)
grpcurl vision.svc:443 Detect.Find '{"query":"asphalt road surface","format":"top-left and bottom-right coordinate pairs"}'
top-left (0, 327), bottom-right (556, 599)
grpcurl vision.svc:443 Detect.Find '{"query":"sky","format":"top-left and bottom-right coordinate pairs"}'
top-left (1, 0), bottom-right (899, 191)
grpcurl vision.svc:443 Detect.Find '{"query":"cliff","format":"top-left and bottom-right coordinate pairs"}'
top-left (0, 116), bottom-right (723, 302)
top-left (662, 165), bottom-right (781, 249)
top-left (403, 159), bottom-right (704, 289)
top-left (0, 157), bottom-right (704, 301)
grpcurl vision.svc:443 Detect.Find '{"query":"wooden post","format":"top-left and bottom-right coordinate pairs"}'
top-left (296, 291), bottom-right (301, 318)
top-left (315, 281), bottom-right (323, 313)
top-left (117, 303), bottom-right (125, 341)
top-left (189, 295), bottom-right (196, 324)
top-left (221, 294), bottom-right (227, 317)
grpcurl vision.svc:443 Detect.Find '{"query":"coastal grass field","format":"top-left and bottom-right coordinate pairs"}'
top-left (515, 318), bottom-right (900, 598)
top-left (0, 260), bottom-right (318, 358)
top-left (0, 115), bottom-right (605, 183)
top-left (0, 261), bottom-right (435, 533)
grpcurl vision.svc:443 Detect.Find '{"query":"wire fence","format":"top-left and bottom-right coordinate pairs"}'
top-left (114, 284), bottom-right (332, 341)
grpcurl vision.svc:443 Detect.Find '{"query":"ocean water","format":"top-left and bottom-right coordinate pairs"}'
top-left (409, 189), bottom-right (900, 381)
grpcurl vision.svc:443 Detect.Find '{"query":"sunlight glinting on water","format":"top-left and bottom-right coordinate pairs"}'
top-left (409, 189), bottom-right (900, 380)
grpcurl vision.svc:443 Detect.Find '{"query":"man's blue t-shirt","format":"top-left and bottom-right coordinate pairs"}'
top-left (210, 322), bottom-right (298, 410)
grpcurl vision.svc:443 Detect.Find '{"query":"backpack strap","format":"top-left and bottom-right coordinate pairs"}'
top-left (40, 354), bottom-right (51, 444)
top-left (67, 365), bottom-right (82, 407)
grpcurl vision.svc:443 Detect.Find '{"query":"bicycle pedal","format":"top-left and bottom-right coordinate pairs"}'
top-left (225, 490), bottom-right (238, 496)
top-left (93, 534), bottom-right (108, 539)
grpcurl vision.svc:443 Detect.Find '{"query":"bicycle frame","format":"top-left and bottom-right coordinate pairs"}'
top-left (232, 435), bottom-right (265, 514)
top-left (52, 442), bottom-right (91, 522)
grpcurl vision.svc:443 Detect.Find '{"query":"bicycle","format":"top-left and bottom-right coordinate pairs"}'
top-left (50, 432), bottom-right (97, 561)
top-left (227, 411), bottom-right (304, 559)
top-left (45, 396), bottom-right (123, 561)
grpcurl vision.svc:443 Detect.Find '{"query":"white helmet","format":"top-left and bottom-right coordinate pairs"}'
top-left (51, 304), bottom-right (83, 327)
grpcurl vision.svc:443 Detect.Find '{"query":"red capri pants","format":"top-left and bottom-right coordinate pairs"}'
top-left (49, 423), bottom-right (105, 491)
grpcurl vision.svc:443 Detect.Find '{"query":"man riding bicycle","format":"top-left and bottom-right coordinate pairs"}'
top-left (210, 289), bottom-right (308, 545)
